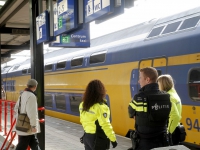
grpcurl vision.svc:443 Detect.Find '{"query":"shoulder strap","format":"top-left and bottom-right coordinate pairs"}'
top-left (18, 96), bottom-right (22, 114)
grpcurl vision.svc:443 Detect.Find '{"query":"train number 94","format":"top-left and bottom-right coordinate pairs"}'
top-left (186, 118), bottom-right (200, 132)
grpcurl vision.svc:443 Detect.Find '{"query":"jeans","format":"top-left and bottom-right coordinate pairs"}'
top-left (15, 134), bottom-right (41, 150)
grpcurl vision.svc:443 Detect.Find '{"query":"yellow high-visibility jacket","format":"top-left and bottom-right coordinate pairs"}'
top-left (168, 88), bottom-right (182, 134)
top-left (79, 101), bottom-right (116, 142)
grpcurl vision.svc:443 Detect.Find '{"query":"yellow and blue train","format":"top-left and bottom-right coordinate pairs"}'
top-left (2, 6), bottom-right (200, 148)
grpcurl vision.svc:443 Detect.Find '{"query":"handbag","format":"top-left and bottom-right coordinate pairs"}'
top-left (176, 124), bottom-right (186, 142)
top-left (15, 96), bottom-right (31, 132)
top-left (172, 124), bottom-right (186, 145)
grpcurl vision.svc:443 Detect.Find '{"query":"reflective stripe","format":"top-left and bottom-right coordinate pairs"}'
top-left (129, 102), bottom-right (136, 109)
top-left (130, 100), bottom-right (148, 112)
top-left (79, 108), bottom-right (95, 114)
top-left (88, 111), bottom-right (95, 114)
top-left (135, 106), bottom-right (148, 112)
top-left (131, 99), bottom-right (144, 105)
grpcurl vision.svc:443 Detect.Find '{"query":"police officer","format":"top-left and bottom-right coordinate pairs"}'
top-left (79, 79), bottom-right (118, 150)
top-left (128, 67), bottom-right (171, 150)
top-left (157, 74), bottom-right (183, 145)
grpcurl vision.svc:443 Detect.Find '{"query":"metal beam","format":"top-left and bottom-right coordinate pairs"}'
top-left (29, 0), bottom-right (44, 149)
top-left (1, 45), bottom-right (30, 50)
top-left (0, 0), bottom-right (16, 19)
top-left (0, 0), bottom-right (28, 27)
top-left (1, 53), bottom-right (11, 57)
top-left (0, 27), bottom-right (30, 34)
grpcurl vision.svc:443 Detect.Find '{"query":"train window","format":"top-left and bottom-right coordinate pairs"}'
top-left (179, 16), bottom-right (200, 30)
top-left (188, 68), bottom-right (200, 101)
top-left (89, 51), bottom-right (106, 64)
top-left (2, 66), bottom-right (11, 73)
top-left (69, 96), bottom-right (82, 113)
top-left (56, 61), bottom-right (66, 70)
top-left (71, 56), bottom-right (83, 67)
top-left (45, 94), bottom-right (53, 108)
top-left (147, 26), bottom-right (164, 38)
top-left (12, 65), bottom-right (20, 71)
top-left (12, 80), bottom-right (15, 91)
top-left (22, 69), bottom-right (27, 75)
top-left (157, 70), bottom-right (162, 76)
top-left (28, 68), bottom-right (31, 74)
top-left (45, 64), bottom-right (53, 71)
top-left (162, 21), bottom-right (181, 34)
top-left (55, 94), bottom-right (66, 111)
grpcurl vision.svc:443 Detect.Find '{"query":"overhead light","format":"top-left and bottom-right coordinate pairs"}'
top-left (11, 54), bottom-right (30, 59)
top-left (0, 1), bottom-right (6, 6)
top-left (6, 22), bottom-right (30, 28)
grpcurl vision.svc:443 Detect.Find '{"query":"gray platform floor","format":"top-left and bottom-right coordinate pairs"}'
top-left (0, 115), bottom-right (195, 150)
top-left (45, 116), bottom-right (132, 150)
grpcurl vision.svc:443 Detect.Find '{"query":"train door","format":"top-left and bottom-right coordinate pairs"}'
top-left (10, 76), bottom-right (15, 100)
top-left (139, 56), bottom-right (168, 75)
top-left (130, 56), bottom-right (168, 99)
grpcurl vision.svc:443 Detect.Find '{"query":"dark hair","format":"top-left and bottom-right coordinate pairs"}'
top-left (140, 67), bottom-right (158, 83)
top-left (82, 79), bottom-right (106, 112)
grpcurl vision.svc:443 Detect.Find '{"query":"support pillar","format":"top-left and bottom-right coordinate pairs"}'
top-left (29, 0), bottom-right (44, 149)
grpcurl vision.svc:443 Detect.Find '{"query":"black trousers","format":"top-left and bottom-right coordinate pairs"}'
top-left (83, 133), bottom-right (110, 150)
top-left (136, 137), bottom-right (165, 150)
top-left (15, 134), bottom-right (41, 150)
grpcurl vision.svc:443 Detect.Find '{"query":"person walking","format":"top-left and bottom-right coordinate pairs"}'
top-left (1, 86), bottom-right (6, 100)
top-left (14, 79), bottom-right (41, 150)
top-left (157, 74), bottom-right (182, 145)
top-left (79, 79), bottom-right (117, 150)
top-left (128, 67), bottom-right (171, 150)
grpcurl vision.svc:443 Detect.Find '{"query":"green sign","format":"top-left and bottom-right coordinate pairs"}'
top-left (62, 35), bottom-right (70, 43)
top-left (58, 16), bottom-right (63, 29)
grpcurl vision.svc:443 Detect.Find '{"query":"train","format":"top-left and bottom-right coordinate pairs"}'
top-left (2, 6), bottom-right (200, 149)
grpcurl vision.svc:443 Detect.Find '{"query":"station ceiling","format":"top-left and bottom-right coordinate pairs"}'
top-left (0, 0), bottom-right (51, 64)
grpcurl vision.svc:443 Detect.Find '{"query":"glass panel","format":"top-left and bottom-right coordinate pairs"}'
top-left (6, 81), bottom-right (10, 91)
top-left (147, 26), bottom-right (164, 38)
top-left (69, 96), bottom-right (82, 113)
top-left (45, 94), bottom-right (53, 108)
top-left (2, 66), bottom-right (11, 73)
top-left (12, 80), bottom-right (15, 91)
top-left (45, 64), bottom-right (53, 71)
top-left (162, 21), bottom-right (181, 34)
top-left (71, 57), bottom-right (83, 67)
top-left (28, 68), bottom-right (31, 74)
top-left (90, 52), bottom-right (106, 64)
top-left (12, 65), bottom-right (20, 71)
top-left (179, 16), bottom-right (200, 30)
top-left (22, 69), bottom-right (27, 74)
top-left (189, 69), bottom-right (200, 101)
top-left (55, 95), bottom-right (66, 110)
top-left (57, 61), bottom-right (66, 69)
top-left (157, 70), bottom-right (162, 76)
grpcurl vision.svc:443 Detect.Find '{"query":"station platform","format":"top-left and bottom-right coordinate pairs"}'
top-left (45, 116), bottom-right (132, 150)
top-left (0, 115), bottom-right (193, 150)
top-left (0, 115), bottom-right (132, 150)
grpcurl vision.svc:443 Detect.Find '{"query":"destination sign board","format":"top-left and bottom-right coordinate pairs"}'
top-left (84, 0), bottom-right (114, 23)
top-left (95, 0), bottom-right (125, 24)
top-left (54, 0), bottom-right (78, 36)
top-left (36, 11), bottom-right (50, 44)
top-left (50, 24), bottom-right (90, 48)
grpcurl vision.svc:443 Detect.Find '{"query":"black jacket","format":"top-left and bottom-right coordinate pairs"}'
top-left (128, 83), bottom-right (170, 137)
